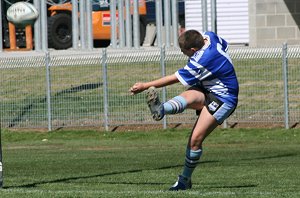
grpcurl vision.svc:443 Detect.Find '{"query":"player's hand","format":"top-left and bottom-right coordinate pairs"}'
top-left (129, 82), bottom-right (146, 95)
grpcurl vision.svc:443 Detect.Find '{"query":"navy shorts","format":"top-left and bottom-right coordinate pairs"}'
top-left (196, 92), bottom-right (236, 124)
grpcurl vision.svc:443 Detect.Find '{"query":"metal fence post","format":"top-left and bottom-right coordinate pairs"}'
top-left (79, 0), bottom-right (87, 49)
top-left (125, 0), bottom-right (132, 47)
top-left (102, 49), bottom-right (109, 131)
top-left (211, 0), bottom-right (217, 33)
top-left (223, 120), bottom-right (228, 129)
top-left (110, 0), bottom-right (117, 48)
top-left (282, 43), bottom-right (289, 129)
top-left (164, 0), bottom-right (171, 48)
top-left (33, 0), bottom-right (42, 51)
top-left (171, 0), bottom-right (179, 48)
top-left (86, 0), bottom-right (93, 50)
top-left (161, 45), bottom-right (167, 129)
top-left (45, 52), bottom-right (52, 131)
top-left (41, 0), bottom-right (48, 52)
top-left (118, 0), bottom-right (125, 48)
top-left (202, 0), bottom-right (208, 32)
top-left (72, 0), bottom-right (79, 49)
top-left (133, 0), bottom-right (140, 48)
top-left (155, 0), bottom-right (163, 47)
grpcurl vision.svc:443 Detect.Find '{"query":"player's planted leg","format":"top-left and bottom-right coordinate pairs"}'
top-left (169, 148), bottom-right (202, 191)
top-left (182, 148), bottom-right (202, 178)
top-left (169, 175), bottom-right (192, 191)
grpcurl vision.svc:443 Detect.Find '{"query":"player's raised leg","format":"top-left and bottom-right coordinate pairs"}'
top-left (146, 87), bottom-right (165, 121)
top-left (146, 87), bottom-right (188, 121)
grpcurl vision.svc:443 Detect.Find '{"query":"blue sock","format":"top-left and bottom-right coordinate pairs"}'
top-left (163, 96), bottom-right (187, 114)
top-left (182, 149), bottom-right (202, 179)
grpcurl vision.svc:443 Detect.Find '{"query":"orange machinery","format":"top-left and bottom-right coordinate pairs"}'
top-left (47, 0), bottom-right (147, 49)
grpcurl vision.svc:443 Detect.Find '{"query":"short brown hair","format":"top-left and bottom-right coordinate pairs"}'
top-left (178, 30), bottom-right (205, 50)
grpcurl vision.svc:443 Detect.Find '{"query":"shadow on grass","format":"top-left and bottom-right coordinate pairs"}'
top-left (208, 184), bottom-right (257, 189)
top-left (4, 161), bottom-right (219, 189)
top-left (8, 82), bottom-right (102, 128)
top-left (241, 152), bottom-right (298, 161)
top-left (3, 153), bottom-right (296, 189)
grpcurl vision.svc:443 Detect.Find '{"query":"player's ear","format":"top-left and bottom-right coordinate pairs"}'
top-left (191, 48), bottom-right (198, 52)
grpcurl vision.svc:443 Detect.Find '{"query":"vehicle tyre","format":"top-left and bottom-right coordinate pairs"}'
top-left (48, 13), bottom-right (72, 49)
top-left (93, 39), bottom-right (111, 48)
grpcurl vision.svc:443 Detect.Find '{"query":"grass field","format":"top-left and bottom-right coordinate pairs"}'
top-left (0, 128), bottom-right (299, 198)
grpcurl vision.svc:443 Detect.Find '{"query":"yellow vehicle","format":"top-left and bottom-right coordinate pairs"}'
top-left (47, 0), bottom-right (147, 49)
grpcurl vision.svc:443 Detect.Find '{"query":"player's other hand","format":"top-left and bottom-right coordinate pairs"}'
top-left (129, 82), bottom-right (146, 95)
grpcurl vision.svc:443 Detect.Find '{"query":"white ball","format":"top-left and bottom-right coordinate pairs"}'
top-left (6, 2), bottom-right (39, 26)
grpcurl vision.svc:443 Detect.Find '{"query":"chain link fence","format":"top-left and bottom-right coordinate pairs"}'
top-left (0, 45), bottom-right (299, 130)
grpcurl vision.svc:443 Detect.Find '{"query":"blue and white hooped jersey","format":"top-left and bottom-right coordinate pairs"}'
top-left (175, 31), bottom-right (239, 106)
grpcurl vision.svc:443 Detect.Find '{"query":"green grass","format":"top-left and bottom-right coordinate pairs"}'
top-left (0, 128), bottom-right (299, 197)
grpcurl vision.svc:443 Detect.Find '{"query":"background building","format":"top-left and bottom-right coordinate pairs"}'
top-left (249, 0), bottom-right (300, 46)
top-left (185, 0), bottom-right (300, 47)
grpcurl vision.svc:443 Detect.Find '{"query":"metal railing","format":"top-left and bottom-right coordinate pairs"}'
top-left (0, 44), bottom-right (299, 131)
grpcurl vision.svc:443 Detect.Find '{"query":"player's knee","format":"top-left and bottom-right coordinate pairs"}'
top-left (189, 139), bottom-right (203, 150)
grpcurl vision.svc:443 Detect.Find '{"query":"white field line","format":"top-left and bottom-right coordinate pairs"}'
top-left (1, 188), bottom-right (277, 196)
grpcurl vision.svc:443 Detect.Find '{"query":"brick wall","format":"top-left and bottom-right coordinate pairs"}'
top-left (249, 0), bottom-right (300, 46)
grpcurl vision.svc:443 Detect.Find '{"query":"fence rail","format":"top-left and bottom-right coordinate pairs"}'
top-left (0, 45), bottom-right (299, 130)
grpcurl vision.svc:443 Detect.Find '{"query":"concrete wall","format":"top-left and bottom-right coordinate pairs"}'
top-left (249, 0), bottom-right (300, 46)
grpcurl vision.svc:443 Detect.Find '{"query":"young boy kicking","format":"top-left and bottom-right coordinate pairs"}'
top-left (129, 30), bottom-right (239, 191)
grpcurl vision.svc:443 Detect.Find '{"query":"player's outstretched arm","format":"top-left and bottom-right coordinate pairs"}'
top-left (129, 74), bottom-right (179, 95)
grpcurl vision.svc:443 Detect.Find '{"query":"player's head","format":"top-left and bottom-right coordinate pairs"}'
top-left (178, 30), bottom-right (205, 57)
